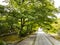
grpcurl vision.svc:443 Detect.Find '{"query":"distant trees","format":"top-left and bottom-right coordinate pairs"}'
top-left (43, 18), bottom-right (60, 35)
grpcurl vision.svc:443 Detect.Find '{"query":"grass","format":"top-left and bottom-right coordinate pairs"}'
top-left (0, 34), bottom-right (20, 43)
top-left (54, 35), bottom-right (60, 41)
top-left (50, 34), bottom-right (60, 41)
top-left (0, 32), bottom-right (36, 44)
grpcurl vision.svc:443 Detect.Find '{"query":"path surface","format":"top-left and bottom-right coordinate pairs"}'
top-left (17, 30), bottom-right (60, 45)
top-left (34, 31), bottom-right (60, 45)
top-left (16, 34), bottom-right (36, 45)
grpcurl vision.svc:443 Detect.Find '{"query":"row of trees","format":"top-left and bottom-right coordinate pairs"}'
top-left (0, 0), bottom-right (58, 37)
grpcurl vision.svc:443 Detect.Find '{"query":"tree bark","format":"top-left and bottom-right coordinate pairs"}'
top-left (20, 18), bottom-right (25, 36)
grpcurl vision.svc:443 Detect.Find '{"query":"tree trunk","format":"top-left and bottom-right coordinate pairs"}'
top-left (19, 18), bottom-right (23, 36)
top-left (31, 25), bottom-right (32, 31)
top-left (19, 18), bottom-right (25, 36)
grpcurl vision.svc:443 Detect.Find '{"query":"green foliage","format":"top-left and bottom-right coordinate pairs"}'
top-left (0, 0), bottom-right (59, 37)
top-left (43, 18), bottom-right (60, 34)
top-left (0, 40), bottom-right (6, 45)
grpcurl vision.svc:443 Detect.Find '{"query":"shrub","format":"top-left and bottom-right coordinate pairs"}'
top-left (0, 40), bottom-right (6, 45)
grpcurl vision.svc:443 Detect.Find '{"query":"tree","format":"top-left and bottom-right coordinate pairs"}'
top-left (0, 0), bottom-right (58, 37)
top-left (8, 0), bottom-right (58, 36)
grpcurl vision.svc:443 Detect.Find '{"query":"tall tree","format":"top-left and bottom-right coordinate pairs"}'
top-left (0, 0), bottom-right (58, 36)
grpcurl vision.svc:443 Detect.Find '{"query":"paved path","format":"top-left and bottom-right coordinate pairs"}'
top-left (17, 31), bottom-right (60, 45)
top-left (16, 34), bottom-right (36, 45)
top-left (34, 31), bottom-right (60, 45)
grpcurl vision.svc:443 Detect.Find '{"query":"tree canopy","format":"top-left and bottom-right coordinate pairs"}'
top-left (0, 0), bottom-right (59, 36)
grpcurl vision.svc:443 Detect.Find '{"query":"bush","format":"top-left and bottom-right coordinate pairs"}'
top-left (0, 23), bottom-right (10, 34)
top-left (0, 40), bottom-right (6, 45)
top-left (20, 30), bottom-right (27, 37)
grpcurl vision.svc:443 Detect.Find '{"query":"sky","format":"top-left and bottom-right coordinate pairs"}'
top-left (54, 0), bottom-right (60, 8)
top-left (54, 0), bottom-right (60, 18)
top-left (0, 0), bottom-right (60, 18)
top-left (0, 0), bottom-right (8, 6)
